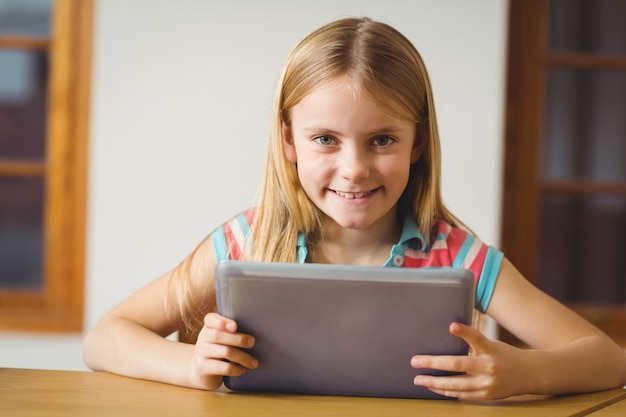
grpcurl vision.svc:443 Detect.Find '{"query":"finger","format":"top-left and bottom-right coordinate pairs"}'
top-left (204, 312), bottom-right (238, 333)
top-left (194, 356), bottom-right (250, 377)
top-left (414, 374), bottom-right (490, 400)
top-left (410, 354), bottom-right (472, 373)
top-left (196, 342), bottom-right (259, 370)
top-left (199, 325), bottom-right (255, 349)
top-left (201, 313), bottom-right (255, 349)
top-left (423, 386), bottom-right (487, 400)
top-left (414, 374), bottom-right (470, 392)
top-left (449, 322), bottom-right (492, 354)
top-left (409, 323), bottom-right (483, 372)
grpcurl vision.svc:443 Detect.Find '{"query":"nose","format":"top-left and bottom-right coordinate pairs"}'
top-left (338, 146), bottom-right (370, 182)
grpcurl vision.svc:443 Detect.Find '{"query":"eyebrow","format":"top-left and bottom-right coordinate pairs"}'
top-left (302, 125), bottom-right (407, 136)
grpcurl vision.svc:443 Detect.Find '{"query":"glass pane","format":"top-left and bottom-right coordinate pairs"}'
top-left (0, 176), bottom-right (44, 289)
top-left (542, 68), bottom-right (626, 182)
top-left (0, 49), bottom-right (48, 160)
top-left (539, 194), bottom-right (626, 305)
top-left (549, 0), bottom-right (626, 55)
top-left (0, 0), bottom-right (51, 37)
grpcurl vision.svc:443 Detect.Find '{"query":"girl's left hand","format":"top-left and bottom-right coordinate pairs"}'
top-left (411, 322), bottom-right (529, 400)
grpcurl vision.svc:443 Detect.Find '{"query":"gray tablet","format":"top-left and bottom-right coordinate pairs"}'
top-left (215, 261), bottom-right (474, 400)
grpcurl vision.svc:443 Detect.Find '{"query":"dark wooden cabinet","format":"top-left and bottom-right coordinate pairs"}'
top-left (502, 0), bottom-right (626, 346)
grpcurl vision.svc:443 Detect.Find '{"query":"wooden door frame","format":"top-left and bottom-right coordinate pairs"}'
top-left (0, 0), bottom-right (92, 332)
top-left (500, 0), bottom-right (548, 284)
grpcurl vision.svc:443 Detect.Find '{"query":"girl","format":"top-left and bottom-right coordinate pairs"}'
top-left (83, 17), bottom-right (626, 400)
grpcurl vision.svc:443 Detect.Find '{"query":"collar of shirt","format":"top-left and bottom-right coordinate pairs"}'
top-left (295, 215), bottom-right (426, 265)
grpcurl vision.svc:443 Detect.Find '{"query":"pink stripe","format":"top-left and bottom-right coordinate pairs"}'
top-left (223, 222), bottom-right (243, 260)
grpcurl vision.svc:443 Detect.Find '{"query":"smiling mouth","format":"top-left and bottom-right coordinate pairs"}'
top-left (332, 188), bottom-right (378, 199)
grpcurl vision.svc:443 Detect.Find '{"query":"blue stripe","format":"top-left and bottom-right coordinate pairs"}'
top-left (211, 226), bottom-right (229, 262)
top-left (296, 233), bottom-right (307, 263)
top-left (435, 232), bottom-right (447, 242)
top-left (453, 235), bottom-right (474, 268)
top-left (235, 212), bottom-right (251, 241)
top-left (475, 247), bottom-right (504, 312)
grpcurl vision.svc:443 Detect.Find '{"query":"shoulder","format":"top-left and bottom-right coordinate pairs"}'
top-left (429, 221), bottom-right (504, 311)
top-left (431, 221), bottom-right (502, 268)
top-left (429, 221), bottom-right (471, 249)
top-left (209, 208), bottom-right (257, 261)
top-left (222, 208), bottom-right (256, 230)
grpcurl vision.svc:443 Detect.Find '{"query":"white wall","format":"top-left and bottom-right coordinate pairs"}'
top-left (0, 0), bottom-right (508, 370)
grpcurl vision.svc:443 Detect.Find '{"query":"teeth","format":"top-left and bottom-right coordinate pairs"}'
top-left (336, 191), bottom-right (369, 199)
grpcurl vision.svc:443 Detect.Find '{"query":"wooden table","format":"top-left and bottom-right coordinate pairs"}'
top-left (585, 397), bottom-right (626, 416)
top-left (1, 368), bottom-right (625, 417)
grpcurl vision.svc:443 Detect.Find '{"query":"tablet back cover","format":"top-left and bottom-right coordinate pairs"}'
top-left (216, 261), bottom-right (474, 399)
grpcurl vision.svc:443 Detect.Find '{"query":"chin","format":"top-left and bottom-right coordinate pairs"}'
top-left (331, 216), bottom-right (375, 231)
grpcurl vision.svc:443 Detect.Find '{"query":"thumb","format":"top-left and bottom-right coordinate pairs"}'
top-left (449, 322), bottom-right (492, 355)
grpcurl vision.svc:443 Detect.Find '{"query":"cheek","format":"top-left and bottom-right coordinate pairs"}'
top-left (382, 154), bottom-right (411, 174)
top-left (294, 157), bottom-right (331, 193)
top-left (380, 157), bottom-right (412, 187)
top-left (295, 159), bottom-right (318, 181)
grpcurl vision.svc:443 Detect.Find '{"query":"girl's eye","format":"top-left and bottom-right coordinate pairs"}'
top-left (313, 135), bottom-right (335, 146)
top-left (372, 136), bottom-right (395, 147)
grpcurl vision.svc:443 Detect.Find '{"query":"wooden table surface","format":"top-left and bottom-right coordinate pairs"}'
top-left (585, 396), bottom-right (626, 416)
top-left (1, 368), bottom-right (625, 417)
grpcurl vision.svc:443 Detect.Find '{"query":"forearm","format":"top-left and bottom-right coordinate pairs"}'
top-left (83, 317), bottom-right (220, 390)
top-left (522, 335), bottom-right (626, 395)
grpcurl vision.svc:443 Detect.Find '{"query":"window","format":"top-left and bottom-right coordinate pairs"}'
top-left (502, 0), bottom-right (626, 345)
top-left (0, 0), bottom-right (92, 332)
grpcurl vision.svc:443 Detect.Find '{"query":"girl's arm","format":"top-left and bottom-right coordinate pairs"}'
top-left (82, 240), bottom-right (257, 390)
top-left (412, 257), bottom-right (626, 399)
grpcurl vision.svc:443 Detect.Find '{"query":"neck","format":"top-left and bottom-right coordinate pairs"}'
top-left (309, 214), bottom-right (401, 266)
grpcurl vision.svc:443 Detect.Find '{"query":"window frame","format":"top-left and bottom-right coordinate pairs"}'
top-left (0, 0), bottom-right (92, 332)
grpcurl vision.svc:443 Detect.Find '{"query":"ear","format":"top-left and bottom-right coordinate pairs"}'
top-left (410, 122), bottom-right (428, 164)
top-left (410, 140), bottom-right (424, 164)
top-left (282, 121), bottom-right (298, 163)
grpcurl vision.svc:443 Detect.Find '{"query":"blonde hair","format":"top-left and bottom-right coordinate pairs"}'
top-left (253, 17), bottom-right (463, 262)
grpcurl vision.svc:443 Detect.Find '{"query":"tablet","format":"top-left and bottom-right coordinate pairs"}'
top-left (215, 261), bottom-right (474, 399)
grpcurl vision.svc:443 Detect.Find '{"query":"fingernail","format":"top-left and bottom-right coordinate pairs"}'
top-left (247, 337), bottom-right (255, 348)
top-left (250, 359), bottom-right (259, 369)
top-left (226, 322), bottom-right (236, 332)
top-left (411, 357), bottom-right (423, 367)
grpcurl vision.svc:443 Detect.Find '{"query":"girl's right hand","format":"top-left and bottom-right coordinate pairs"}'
top-left (188, 312), bottom-right (258, 390)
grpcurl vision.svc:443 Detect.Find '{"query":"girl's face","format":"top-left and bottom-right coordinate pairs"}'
top-left (283, 76), bottom-right (420, 232)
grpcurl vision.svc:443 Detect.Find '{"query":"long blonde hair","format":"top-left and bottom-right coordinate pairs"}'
top-left (252, 17), bottom-right (463, 262)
